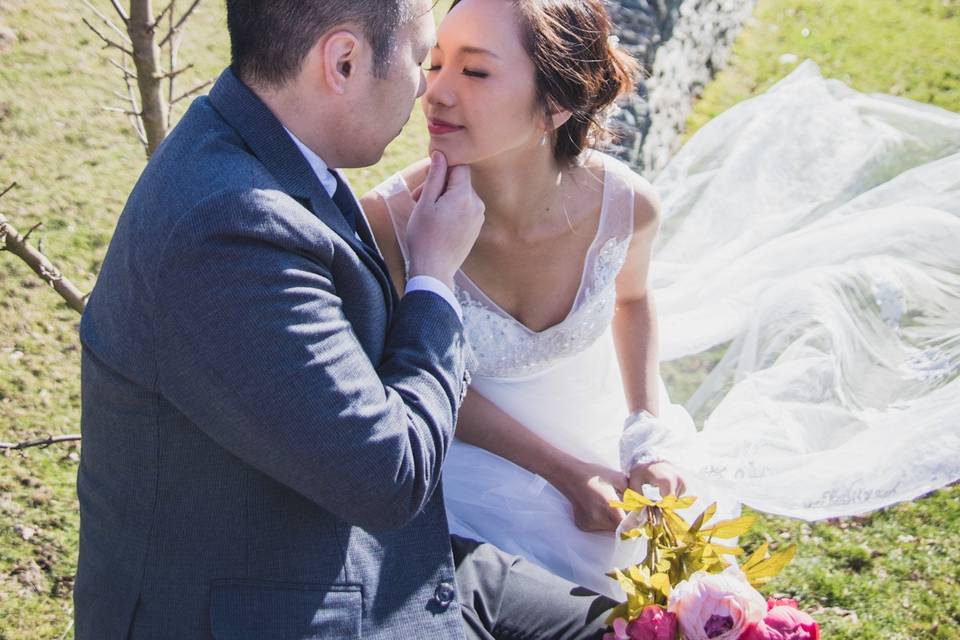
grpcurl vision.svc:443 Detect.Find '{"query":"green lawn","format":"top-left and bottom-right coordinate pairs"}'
top-left (0, 0), bottom-right (957, 638)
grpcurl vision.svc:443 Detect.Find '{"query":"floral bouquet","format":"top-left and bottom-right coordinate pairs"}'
top-left (602, 491), bottom-right (820, 640)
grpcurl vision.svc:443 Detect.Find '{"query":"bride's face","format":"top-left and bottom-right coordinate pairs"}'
top-left (423, 0), bottom-right (544, 166)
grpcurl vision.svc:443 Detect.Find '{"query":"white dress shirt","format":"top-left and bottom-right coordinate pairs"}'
top-left (284, 128), bottom-right (463, 321)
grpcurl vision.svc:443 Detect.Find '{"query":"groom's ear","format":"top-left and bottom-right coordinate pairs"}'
top-left (318, 29), bottom-right (362, 96)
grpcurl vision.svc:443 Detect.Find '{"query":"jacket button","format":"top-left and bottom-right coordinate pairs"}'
top-left (433, 581), bottom-right (456, 607)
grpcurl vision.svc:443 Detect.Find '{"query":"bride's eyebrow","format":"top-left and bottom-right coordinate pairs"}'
top-left (432, 43), bottom-right (501, 60)
top-left (459, 45), bottom-right (501, 59)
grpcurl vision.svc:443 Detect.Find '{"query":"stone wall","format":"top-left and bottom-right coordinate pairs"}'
top-left (605, 0), bottom-right (757, 176)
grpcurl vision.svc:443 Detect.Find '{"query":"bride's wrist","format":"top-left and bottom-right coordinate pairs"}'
top-left (537, 449), bottom-right (580, 491)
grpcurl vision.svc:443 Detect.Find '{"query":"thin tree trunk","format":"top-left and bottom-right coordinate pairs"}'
top-left (127, 0), bottom-right (168, 156)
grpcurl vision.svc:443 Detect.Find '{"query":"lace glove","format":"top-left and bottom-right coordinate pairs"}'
top-left (619, 410), bottom-right (674, 474)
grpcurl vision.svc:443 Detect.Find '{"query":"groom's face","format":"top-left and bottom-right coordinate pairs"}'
top-left (344, 2), bottom-right (435, 167)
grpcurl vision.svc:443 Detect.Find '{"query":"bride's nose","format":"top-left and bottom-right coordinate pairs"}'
top-left (424, 70), bottom-right (456, 109)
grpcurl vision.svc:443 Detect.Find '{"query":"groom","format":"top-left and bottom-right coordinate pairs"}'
top-left (75, 0), bottom-right (615, 638)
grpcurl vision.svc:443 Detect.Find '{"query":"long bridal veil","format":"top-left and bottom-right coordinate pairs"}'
top-left (649, 60), bottom-right (960, 521)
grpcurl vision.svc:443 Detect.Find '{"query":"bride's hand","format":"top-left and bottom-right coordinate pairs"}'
top-left (550, 460), bottom-right (629, 532)
top-left (628, 460), bottom-right (687, 499)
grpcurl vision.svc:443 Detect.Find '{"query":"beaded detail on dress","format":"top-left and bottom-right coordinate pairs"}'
top-left (454, 234), bottom-right (631, 378)
top-left (374, 151), bottom-right (638, 379)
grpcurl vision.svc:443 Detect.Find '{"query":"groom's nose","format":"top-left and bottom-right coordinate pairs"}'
top-left (417, 70), bottom-right (428, 99)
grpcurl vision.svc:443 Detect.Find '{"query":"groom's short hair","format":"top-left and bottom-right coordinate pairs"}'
top-left (226, 0), bottom-right (420, 86)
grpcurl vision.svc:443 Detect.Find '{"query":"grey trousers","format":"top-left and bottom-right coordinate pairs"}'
top-left (451, 535), bottom-right (618, 640)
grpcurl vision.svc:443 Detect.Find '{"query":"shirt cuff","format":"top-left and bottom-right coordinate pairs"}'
top-left (405, 275), bottom-right (463, 322)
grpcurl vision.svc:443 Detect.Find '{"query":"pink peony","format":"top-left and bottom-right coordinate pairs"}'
top-left (626, 605), bottom-right (679, 640)
top-left (604, 617), bottom-right (631, 640)
top-left (604, 607), bottom-right (678, 640)
top-left (737, 602), bottom-right (821, 640)
top-left (766, 597), bottom-right (799, 611)
top-left (667, 565), bottom-right (767, 640)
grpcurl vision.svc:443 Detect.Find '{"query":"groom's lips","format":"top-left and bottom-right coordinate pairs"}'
top-left (428, 118), bottom-right (464, 135)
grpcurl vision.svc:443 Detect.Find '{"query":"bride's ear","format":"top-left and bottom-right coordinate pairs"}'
top-left (548, 108), bottom-right (573, 133)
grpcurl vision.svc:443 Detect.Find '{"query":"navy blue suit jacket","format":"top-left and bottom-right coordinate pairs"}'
top-left (76, 67), bottom-right (470, 639)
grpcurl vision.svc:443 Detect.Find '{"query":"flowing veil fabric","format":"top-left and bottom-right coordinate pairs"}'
top-left (651, 60), bottom-right (960, 521)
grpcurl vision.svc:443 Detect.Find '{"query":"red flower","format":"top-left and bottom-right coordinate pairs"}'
top-left (737, 601), bottom-right (820, 640)
top-left (766, 597), bottom-right (799, 611)
top-left (626, 605), bottom-right (679, 640)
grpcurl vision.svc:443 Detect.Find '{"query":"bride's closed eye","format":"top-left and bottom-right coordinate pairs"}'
top-left (424, 64), bottom-right (489, 79)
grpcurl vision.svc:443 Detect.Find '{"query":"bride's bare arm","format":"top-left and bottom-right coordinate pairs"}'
top-left (457, 391), bottom-right (629, 532)
top-left (611, 176), bottom-right (662, 416)
top-left (612, 175), bottom-right (687, 498)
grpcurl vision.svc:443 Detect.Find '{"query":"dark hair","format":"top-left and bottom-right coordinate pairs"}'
top-left (450, 0), bottom-right (640, 166)
top-left (226, 0), bottom-right (419, 85)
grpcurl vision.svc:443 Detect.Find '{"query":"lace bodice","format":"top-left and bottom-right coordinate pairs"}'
top-left (374, 152), bottom-right (638, 379)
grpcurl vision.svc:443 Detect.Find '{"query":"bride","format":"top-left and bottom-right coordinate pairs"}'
top-left (361, 0), bottom-right (960, 598)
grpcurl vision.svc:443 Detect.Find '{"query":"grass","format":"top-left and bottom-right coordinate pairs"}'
top-left (0, 0), bottom-right (957, 638)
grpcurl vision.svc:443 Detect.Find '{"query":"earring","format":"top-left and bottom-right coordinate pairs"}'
top-left (539, 133), bottom-right (547, 147)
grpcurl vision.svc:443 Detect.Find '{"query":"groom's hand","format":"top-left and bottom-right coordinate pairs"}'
top-left (406, 151), bottom-right (485, 289)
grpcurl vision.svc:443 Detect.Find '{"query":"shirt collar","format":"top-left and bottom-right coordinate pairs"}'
top-left (283, 127), bottom-right (339, 198)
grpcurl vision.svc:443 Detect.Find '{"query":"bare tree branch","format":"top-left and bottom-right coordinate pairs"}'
top-left (107, 57), bottom-right (137, 80)
top-left (57, 619), bottom-right (75, 640)
top-left (0, 434), bottom-right (83, 452)
top-left (82, 17), bottom-right (135, 57)
top-left (103, 106), bottom-right (143, 116)
top-left (167, 0), bottom-right (178, 122)
top-left (171, 79), bottom-right (212, 105)
top-left (109, 0), bottom-right (129, 24)
top-left (158, 0), bottom-right (201, 48)
top-left (116, 56), bottom-right (150, 151)
top-left (156, 63), bottom-right (193, 81)
top-left (152, 0), bottom-right (175, 31)
top-left (21, 221), bottom-right (43, 244)
top-left (0, 183), bottom-right (88, 314)
top-left (81, 0), bottom-right (131, 44)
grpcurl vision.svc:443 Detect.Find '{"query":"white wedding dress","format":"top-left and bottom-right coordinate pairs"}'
top-left (373, 61), bottom-right (960, 598)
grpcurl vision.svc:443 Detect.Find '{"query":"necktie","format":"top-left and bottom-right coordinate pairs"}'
top-left (330, 170), bottom-right (362, 234)
top-left (328, 171), bottom-right (396, 311)
top-left (329, 170), bottom-right (386, 271)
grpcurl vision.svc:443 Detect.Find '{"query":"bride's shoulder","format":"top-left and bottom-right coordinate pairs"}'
top-left (593, 151), bottom-right (661, 235)
top-left (399, 157), bottom-right (432, 194)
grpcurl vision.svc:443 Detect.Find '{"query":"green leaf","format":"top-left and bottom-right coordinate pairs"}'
top-left (706, 542), bottom-right (745, 556)
top-left (620, 527), bottom-right (645, 540)
top-left (610, 489), bottom-right (656, 512)
top-left (613, 569), bottom-right (638, 595)
top-left (663, 509), bottom-right (691, 539)
top-left (689, 502), bottom-right (718, 534)
top-left (701, 514), bottom-right (758, 539)
top-left (741, 543), bottom-right (770, 572)
top-left (605, 601), bottom-right (630, 626)
top-left (651, 572), bottom-right (672, 598)
top-left (661, 495), bottom-right (699, 511)
top-left (744, 544), bottom-right (797, 587)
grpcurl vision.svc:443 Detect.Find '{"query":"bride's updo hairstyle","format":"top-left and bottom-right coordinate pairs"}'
top-left (449, 0), bottom-right (640, 166)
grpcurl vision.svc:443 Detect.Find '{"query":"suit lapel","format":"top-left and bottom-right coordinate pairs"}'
top-left (208, 67), bottom-right (397, 317)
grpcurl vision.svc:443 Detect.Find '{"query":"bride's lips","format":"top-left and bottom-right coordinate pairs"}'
top-left (428, 118), bottom-right (465, 136)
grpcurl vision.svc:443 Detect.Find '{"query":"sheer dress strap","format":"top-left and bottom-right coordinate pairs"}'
top-left (372, 172), bottom-right (416, 275)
